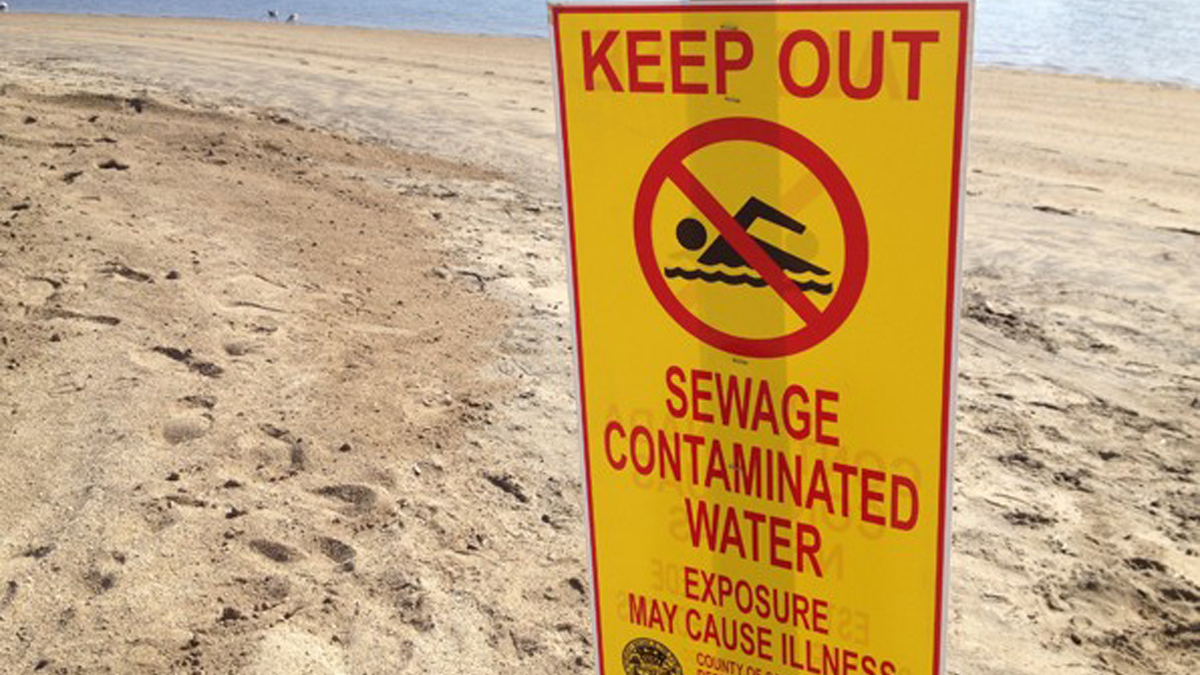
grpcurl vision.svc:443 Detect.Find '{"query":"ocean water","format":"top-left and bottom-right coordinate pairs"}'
top-left (9, 0), bottom-right (1200, 86)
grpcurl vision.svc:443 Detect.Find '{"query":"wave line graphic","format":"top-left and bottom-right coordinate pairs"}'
top-left (664, 267), bottom-right (833, 295)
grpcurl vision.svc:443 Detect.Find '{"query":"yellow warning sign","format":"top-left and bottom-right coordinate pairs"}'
top-left (551, 3), bottom-right (972, 675)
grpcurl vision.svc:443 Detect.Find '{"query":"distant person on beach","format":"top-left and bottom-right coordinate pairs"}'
top-left (286, 13), bottom-right (299, 23)
top-left (0, 3), bottom-right (10, 13)
top-left (267, 9), bottom-right (278, 21)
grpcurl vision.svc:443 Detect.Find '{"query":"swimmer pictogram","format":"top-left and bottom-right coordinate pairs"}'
top-left (633, 117), bottom-right (869, 358)
top-left (664, 196), bottom-right (833, 295)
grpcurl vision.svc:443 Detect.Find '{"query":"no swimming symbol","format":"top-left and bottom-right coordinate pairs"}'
top-left (634, 117), bottom-right (869, 358)
top-left (665, 196), bottom-right (834, 296)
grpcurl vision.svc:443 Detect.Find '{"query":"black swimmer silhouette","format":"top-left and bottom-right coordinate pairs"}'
top-left (665, 197), bottom-right (833, 295)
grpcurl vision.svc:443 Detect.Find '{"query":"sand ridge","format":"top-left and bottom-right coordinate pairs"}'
top-left (0, 13), bottom-right (1197, 675)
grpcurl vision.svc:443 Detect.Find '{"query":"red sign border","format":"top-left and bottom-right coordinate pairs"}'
top-left (634, 116), bottom-right (869, 358)
top-left (550, 4), bottom-right (972, 675)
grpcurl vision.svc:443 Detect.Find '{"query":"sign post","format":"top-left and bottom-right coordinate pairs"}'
top-left (551, 3), bottom-right (973, 674)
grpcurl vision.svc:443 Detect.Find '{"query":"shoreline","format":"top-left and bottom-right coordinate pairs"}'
top-left (3, 10), bottom-right (548, 40)
top-left (3, 12), bottom-right (1198, 90)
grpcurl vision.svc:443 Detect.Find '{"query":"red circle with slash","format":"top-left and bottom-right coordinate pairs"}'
top-left (634, 117), bottom-right (868, 358)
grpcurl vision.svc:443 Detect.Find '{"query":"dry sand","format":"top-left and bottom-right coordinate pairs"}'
top-left (0, 13), bottom-right (1196, 675)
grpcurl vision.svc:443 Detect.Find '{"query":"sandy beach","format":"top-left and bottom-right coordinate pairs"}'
top-left (0, 13), bottom-right (1196, 675)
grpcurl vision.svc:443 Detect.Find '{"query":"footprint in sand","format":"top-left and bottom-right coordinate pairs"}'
top-left (152, 346), bottom-right (225, 378)
top-left (97, 158), bottom-right (130, 171)
top-left (162, 410), bottom-right (213, 445)
top-left (314, 484), bottom-right (377, 510)
top-left (82, 568), bottom-right (119, 595)
top-left (15, 276), bottom-right (62, 306)
top-left (218, 273), bottom-right (292, 316)
top-left (248, 539), bottom-right (301, 564)
top-left (315, 536), bottom-right (356, 565)
top-left (223, 339), bottom-right (258, 356)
